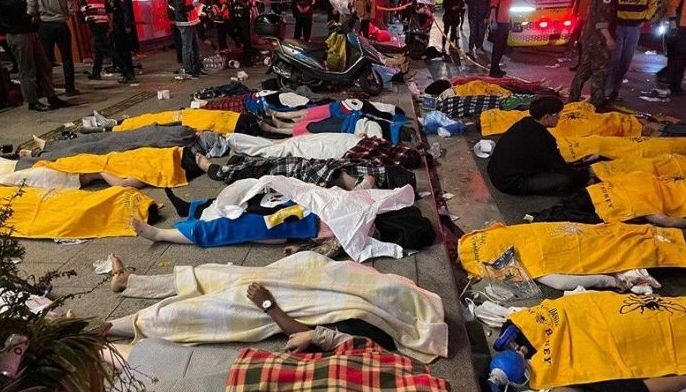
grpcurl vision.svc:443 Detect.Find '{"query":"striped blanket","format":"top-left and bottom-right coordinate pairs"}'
top-left (131, 252), bottom-right (448, 363)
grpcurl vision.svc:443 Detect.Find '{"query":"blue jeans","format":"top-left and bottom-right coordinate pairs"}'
top-left (468, 17), bottom-right (487, 51)
top-left (604, 24), bottom-right (641, 97)
top-left (178, 25), bottom-right (200, 75)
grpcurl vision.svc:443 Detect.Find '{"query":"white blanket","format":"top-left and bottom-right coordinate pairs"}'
top-left (226, 133), bottom-right (361, 160)
top-left (200, 176), bottom-right (415, 261)
top-left (132, 252), bottom-right (448, 363)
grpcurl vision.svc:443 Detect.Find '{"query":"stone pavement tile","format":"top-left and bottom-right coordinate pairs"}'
top-left (149, 243), bottom-right (251, 273)
top-left (241, 244), bottom-right (289, 267)
top-left (20, 239), bottom-right (88, 265)
top-left (52, 284), bottom-right (118, 325)
top-left (372, 255), bottom-right (418, 283)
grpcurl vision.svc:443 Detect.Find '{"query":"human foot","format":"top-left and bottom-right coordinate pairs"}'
top-left (131, 219), bottom-right (159, 242)
top-left (110, 253), bottom-right (131, 292)
top-left (32, 135), bottom-right (46, 150)
top-left (93, 111), bottom-right (118, 128)
top-left (354, 175), bottom-right (376, 190)
top-left (195, 153), bottom-right (211, 172)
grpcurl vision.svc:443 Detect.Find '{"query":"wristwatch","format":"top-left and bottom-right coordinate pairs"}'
top-left (261, 299), bottom-right (274, 312)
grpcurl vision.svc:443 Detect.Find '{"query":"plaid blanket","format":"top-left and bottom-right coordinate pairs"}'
top-left (209, 156), bottom-right (386, 188)
top-left (344, 137), bottom-right (422, 169)
top-left (204, 95), bottom-right (248, 113)
top-left (436, 95), bottom-right (501, 119)
top-left (227, 337), bottom-right (450, 391)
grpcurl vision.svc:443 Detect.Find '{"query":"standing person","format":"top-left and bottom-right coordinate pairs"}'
top-left (488, 0), bottom-right (511, 77)
top-left (31, 0), bottom-right (79, 95)
top-left (174, 0), bottom-right (202, 77)
top-left (0, 0), bottom-right (71, 111)
top-left (80, 0), bottom-right (122, 80)
top-left (355, 0), bottom-right (374, 37)
top-left (211, 0), bottom-right (230, 50)
top-left (568, 0), bottom-right (591, 70)
top-left (657, 0), bottom-right (685, 95)
top-left (442, 0), bottom-right (464, 53)
top-left (109, 0), bottom-right (136, 83)
top-left (604, 0), bottom-right (657, 101)
top-left (466, 0), bottom-right (489, 56)
top-left (568, 0), bottom-right (616, 108)
top-left (167, 0), bottom-right (183, 67)
top-left (292, 0), bottom-right (314, 41)
top-left (229, 0), bottom-right (253, 66)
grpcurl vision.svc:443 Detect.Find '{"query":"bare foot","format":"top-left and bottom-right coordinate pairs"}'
top-left (131, 219), bottom-right (159, 241)
top-left (354, 175), bottom-right (376, 190)
top-left (195, 153), bottom-right (210, 172)
top-left (110, 253), bottom-right (130, 292)
top-left (65, 309), bottom-right (76, 318)
top-left (32, 135), bottom-right (46, 150)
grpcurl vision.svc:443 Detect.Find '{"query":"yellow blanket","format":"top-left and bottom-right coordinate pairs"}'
top-left (114, 109), bottom-right (240, 133)
top-left (454, 81), bottom-right (512, 97)
top-left (33, 147), bottom-right (188, 188)
top-left (132, 251), bottom-right (448, 363)
top-left (558, 135), bottom-right (686, 162)
top-left (0, 186), bottom-right (155, 239)
top-left (591, 153), bottom-right (686, 181)
top-left (509, 291), bottom-right (686, 389)
top-left (480, 102), bottom-right (642, 137)
top-left (457, 222), bottom-right (686, 278)
top-left (587, 173), bottom-right (686, 223)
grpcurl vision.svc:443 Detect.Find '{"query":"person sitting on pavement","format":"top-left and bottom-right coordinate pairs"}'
top-left (458, 221), bottom-right (684, 292)
top-left (486, 95), bottom-right (592, 195)
top-left (492, 291), bottom-right (686, 392)
top-left (104, 250), bottom-right (448, 363)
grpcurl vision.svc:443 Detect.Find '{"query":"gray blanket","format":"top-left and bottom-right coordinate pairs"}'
top-left (16, 125), bottom-right (196, 170)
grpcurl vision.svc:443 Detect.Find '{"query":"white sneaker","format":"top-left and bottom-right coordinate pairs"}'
top-left (93, 111), bottom-right (117, 128)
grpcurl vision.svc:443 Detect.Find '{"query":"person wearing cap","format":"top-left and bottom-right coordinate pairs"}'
top-left (487, 95), bottom-right (591, 195)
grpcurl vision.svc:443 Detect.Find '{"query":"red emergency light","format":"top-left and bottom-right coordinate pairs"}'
top-left (563, 19), bottom-right (573, 27)
top-left (536, 19), bottom-right (550, 29)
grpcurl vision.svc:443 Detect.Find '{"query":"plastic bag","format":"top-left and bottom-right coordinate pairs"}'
top-left (422, 110), bottom-right (465, 135)
top-left (482, 247), bottom-right (542, 304)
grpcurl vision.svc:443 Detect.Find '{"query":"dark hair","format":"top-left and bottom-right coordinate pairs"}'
top-left (529, 95), bottom-right (564, 120)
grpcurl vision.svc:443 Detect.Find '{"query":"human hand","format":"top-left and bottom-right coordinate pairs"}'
top-left (246, 282), bottom-right (276, 308)
top-left (284, 330), bottom-right (315, 352)
top-left (605, 37), bottom-right (616, 51)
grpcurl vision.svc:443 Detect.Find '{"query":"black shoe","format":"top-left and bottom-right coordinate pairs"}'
top-left (28, 102), bottom-right (53, 112)
top-left (88, 74), bottom-right (102, 80)
top-left (48, 96), bottom-right (74, 108)
top-left (105, 65), bottom-right (120, 73)
top-left (489, 69), bottom-right (506, 78)
top-left (118, 75), bottom-right (135, 84)
top-left (65, 89), bottom-right (80, 97)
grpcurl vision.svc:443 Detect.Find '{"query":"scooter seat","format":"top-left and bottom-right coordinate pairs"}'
top-left (283, 38), bottom-right (327, 53)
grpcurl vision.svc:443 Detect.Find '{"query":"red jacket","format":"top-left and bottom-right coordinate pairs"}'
top-left (490, 0), bottom-right (512, 23)
top-left (668, 0), bottom-right (685, 27)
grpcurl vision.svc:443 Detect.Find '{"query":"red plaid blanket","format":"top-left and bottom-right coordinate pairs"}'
top-left (226, 338), bottom-right (450, 391)
top-left (204, 95), bottom-right (247, 113)
top-left (344, 137), bottom-right (422, 170)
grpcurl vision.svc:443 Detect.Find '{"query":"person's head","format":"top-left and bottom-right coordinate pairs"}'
top-left (529, 95), bottom-right (563, 128)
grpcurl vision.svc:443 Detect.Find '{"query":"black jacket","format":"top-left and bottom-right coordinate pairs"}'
top-left (487, 117), bottom-right (589, 193)
top-left (0, 0), bottom-right (38, 34)
top-left (466, 0), bottom-right (490, 20)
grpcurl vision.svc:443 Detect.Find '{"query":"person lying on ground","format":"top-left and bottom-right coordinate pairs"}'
top-left (256, 99), bottom-right (410, 144)
top-left (531, 172), bottom-right (686, 228)
top-left (132, 176), bottom-right (426, 261)
top-left (0, 186), bottom-right (158, 239)
top-left (492, 291), bottom-right (686, 391)
top-left (12, 125), bottom-right (197, 170)
top-left (203, 154), bottom-right (416, 190)
top-left (557, 135), bottom-right (686, 162)
top-left (480, 101), bottom-right (644, 137)
top-left (104, 251), bottom-right (448, 363)
top-left (487, 95), bottom-right (593, 195)
top-left (92, 109), bottom-right (261, 134)
top-left (458, 221), bottom-right (685, 292)
top-left (590, 153), bottom-right (686, 181)
top-left (131, 179), bottom-right (433, 261)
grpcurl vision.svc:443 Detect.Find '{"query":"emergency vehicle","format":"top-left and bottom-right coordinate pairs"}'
top-left (507, 0), bottom-right (577, 46)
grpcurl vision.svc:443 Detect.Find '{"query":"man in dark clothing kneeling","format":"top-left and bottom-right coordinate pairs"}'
top-left (487, 95), bottom-right (591, 195)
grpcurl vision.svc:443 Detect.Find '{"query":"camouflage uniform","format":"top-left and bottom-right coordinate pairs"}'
top-left (568, 0), bottom-right (616, 107)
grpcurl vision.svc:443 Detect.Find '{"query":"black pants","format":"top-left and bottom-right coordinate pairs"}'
top-left (0, 39), bottom-right (18, 70)
top-left (663, 27), bottom-right (686, 92)
top-left (38, 21), bottom-right (75, 92)
top-left (490, 22), bottom-right (510, 73)
top-left (516, 172), bottom-right (577, 195)
top-left (111, 27), bottom-right (134, 78)
top-left (442, 15), bottom-right (459, 49)
top-left (294, 15), bottom-right (313, 40)
top-left (360, 19), bottom-right (371, 37)
top-left (172, 24), bottom-right (183, 63)
top-left (234, 19), bottom-right (252, 64)
top-left (215, 22), bottom-right (228, 50)
top-left (90, 23), bottom-right (122, 76)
